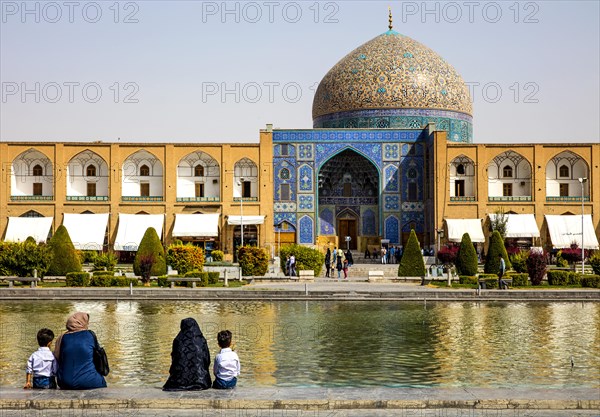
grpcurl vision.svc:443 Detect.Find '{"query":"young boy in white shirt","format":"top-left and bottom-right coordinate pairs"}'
top-left (24, 328), bottom-right (57, 389)
top-left (212, 330), bottom-right (240, 389)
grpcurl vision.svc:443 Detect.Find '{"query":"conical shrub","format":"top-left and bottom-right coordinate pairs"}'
top-left (133, 227), bottom-right (166, 281)
top-left (47, 225), bottom-right (81, 275)
top-left (398, 229), bottom-right (426, 277)
top-left (456, 233), bottom-right (478, 276)
top-left (484, 230), bottom-right (511, 274)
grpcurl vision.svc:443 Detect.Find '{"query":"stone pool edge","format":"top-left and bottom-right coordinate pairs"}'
top-left (0, 387), bottom-right (598, 411)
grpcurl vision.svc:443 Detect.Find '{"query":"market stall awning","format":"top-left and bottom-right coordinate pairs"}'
top-left (63, 213), bottom-right (109, 250)
top-left (545, 215), bottom-right (599, 249)
top-left (4, 217), bottom-right (53, 243)
top-left (227, 216), bottom-right (265, 225)
top-left (445, 218), bottom-right (485, 243)
top-left (114, 214), bottom-right (165, 251)
top-left (172, 213), bottom-right (220, 237)
top-left (488, 213), bottom-right (540, 238)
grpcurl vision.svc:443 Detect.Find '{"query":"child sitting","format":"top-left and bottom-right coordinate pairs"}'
top-left (212, 330), bottom-right (240, 389)
top-left (24, 328), bottom-right (57, 389)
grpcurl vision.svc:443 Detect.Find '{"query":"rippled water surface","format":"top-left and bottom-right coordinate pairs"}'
top-left (0, 301), bottom-right (598, 388)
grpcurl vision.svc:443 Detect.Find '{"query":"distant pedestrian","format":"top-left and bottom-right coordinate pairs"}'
top-left (345, 249), bottom-right (353, 267)
top-left (364, 248), bottom-right (371, 259)
top-left (498, 254), bottom-right (508, 289)
top-left (381, 247), bottom-right (387, 264)
top-left (325, 248), bottom-right (331, 278)
top-left (336, 251), bottom-right (344, 279)
top-left (343, 259), bottom-right (348, 279)
top-left (289, 255), bottom-right (296, 277)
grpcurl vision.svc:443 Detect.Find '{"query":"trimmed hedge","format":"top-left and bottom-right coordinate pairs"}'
top-left (459, 275), bottom-right (478, 285)
top-left (238, 246), bottom-right (269, 277)
top-left (589, 252), bottom-right (600, 275)
top-left (157, 275), bottom-right (168, 287)
top-left (207, 271), bottom-right (220, 285)
top-left (47, 225), bottom-right (82, 276)
top-left (166, 244), bottom-right (205, 275)
top-left (581, 274), bottom-right (600, 288)
top-left (211, 250), bottom-right (224, 262)
top-left (90, 275), bottom-right (112, 287)
top-left (398, 229), bottom-right (426, 277)
top-left (456, 233), bottom-right (478, 276)
top-left (92, 271), bottom-right (114, 277)
top-left (66, 272), bottom-right (90, 287)
top-left (134, 227), bottom-right (166, 282)
top-left (506, 273), bottom-right (529, 286)
top-left (547, 270), bottom-right (581, 286)
top-left (182, 270), bottom-right (208, 287)
top-left (111, 277), bottom-right (139, 287)
top-left (279, 244), bottom-right (324, 276)
top-left (484, 230), bottom-right (511, 274)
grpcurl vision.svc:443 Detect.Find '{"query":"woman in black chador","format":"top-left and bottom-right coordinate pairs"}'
top-left (163, 318), bottom-right (212, 391)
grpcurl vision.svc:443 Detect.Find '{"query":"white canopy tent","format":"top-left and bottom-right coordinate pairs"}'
top-left (545, 215), bottom-right (599, 249)
top-left (227, 216), bottom-right (265, 225)
top-left (4, 217), bottom-right (53, 243)
top-left (172, 213), bottom-right (220, 237)
top-left (63, 213), bottom-right (109, 250)
top-left (445, 218), bottom-right (486, 243)
top-left (114, 214), bottom-right (165, 251)
top-left (488, 213), bottom-right (540, 238)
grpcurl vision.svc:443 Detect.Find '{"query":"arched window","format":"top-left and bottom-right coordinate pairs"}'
top-left (456, 164), bottom-right (465, 175)
top-left (194, 165), bottom-right (204, 177)
top-left (559, 165), bottom-right (569, 178)
top-left (32, 165), bottom-right (43, 176)
top-left (86, 165), bottom-right (96, 177)
top-left (503, 165), bottom-right (513, 178)
top-left (140, 165), bottom-right (150, 176)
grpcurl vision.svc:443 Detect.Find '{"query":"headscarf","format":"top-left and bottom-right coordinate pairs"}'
top-left (325, 248), bottom-right (331, 264)
top-left (54, 312), bottom-right (90, 359)
top-left (163, 318), bottom-right (212, 391)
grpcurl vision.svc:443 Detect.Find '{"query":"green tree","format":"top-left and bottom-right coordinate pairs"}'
top-left (490, 207), bottom-right (509, 239)
top-left (455, 233), bottom-right (478, 276)
top-left (484, 230), bottom-right (511, 274)
top-left (47, 225), bottom-right (82, 276)
top-left (398, 229), bottom-right (426, 277)
top-left (133, 227), bottom-right (166, 283)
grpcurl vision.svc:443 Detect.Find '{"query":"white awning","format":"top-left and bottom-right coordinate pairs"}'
top-left (488, 213), bottom-right (540, 238)
top-left (63, 213), bottom-right (109, 250)
top-left (445, 218), bottom-right (485, 243)
top-left (114, 214), bottom-right (165, 251)
top-left (227, 215), bottom-right (265, 225)
top-left (545, 215), bottom-right (599, 249)
top-left (173, 214), bottom-right (220, 237)
top-left (4, 217), bottom-right (53, 244)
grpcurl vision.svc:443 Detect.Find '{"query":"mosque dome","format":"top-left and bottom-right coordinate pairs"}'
top-left (312, 19), bottom-right (473, 142)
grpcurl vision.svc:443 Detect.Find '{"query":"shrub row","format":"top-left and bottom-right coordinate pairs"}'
top-left (155, 271), bottom-right (220, 288)
top-left (506, 273), bottom-right (529, 286)
top-left (581, 274), bottom-right (600, 288)
top-left (66, 272), bottom-right (140, 287)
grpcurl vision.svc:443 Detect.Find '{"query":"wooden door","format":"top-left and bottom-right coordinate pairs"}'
top-left (338, 219), bottom-right (357, 250)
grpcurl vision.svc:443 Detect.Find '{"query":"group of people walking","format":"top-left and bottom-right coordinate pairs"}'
top-left (324, 247), bottom-right (353, 279)
top-left (365, 246), bottom-right (404, 264)
top-left (24, 313), bottom-right (240, 391)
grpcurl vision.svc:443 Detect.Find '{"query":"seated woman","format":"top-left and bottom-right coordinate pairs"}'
top-left (54, 312), bottom-right (107, 390)
top-left (163, 317), bottom-right (212, 391)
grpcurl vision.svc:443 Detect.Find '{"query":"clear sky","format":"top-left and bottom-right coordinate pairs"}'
top-left (1, 0), bottom-right (598, 144)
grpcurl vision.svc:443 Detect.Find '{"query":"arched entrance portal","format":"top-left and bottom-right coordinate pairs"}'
top-left (318, 149), bottom-right (379, 250)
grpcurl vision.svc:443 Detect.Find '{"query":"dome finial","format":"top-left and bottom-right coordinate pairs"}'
top-left (388, 7), bottom-right (393, 31)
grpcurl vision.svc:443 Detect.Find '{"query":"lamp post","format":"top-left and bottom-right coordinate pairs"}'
top-left (436, 228), bottom-right (444, 265)
top-left (578, 177), bottom-right (587, 273)
top-left (238, 177), bottom-right (244, 249)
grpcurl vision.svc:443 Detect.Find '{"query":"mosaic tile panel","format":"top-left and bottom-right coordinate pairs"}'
top-left (401, 202), bottom-right (424, 212)
top-left (384, 195), bottom-right (399, 211)
top-left (273, 129), bottom-right (423, 143)
top-left (274, 212), bottom-right (296, 229)
top-left (315, 143), bottom-right (382, 169)
top-left (362, 209), bottom-right (376, 235)
top-left (384, 215), bottom-right (400, 244)
top-left (383, 144), bottom-right (399, 161)
top-left (298, 164), bottom-right (313, 192)
top-left (298, 194), bottom-right (314, 212)
top-left (297, 144), bottom-right (314, 161)
top-left (319, 207), bottom-right (335, 235)
top-left (384, 164), bottom-right (399, 193)
top-left (274, 202), bottom-right (297, 212)
top-left (401, 212), bottom-right (425, 233)
top-left (299, 215), bottom-right (314, 244)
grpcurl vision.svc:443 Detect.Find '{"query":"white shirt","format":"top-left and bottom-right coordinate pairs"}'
top-left (26, 347), bottom-right (57, 377)
top-left (213, 348), bottom-right (240, 381)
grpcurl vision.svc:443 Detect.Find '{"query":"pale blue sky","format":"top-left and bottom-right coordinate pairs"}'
top-left (1, 1), bottom-right (598, 143)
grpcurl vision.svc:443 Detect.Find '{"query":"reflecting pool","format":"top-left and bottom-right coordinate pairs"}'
top-left (0, 301), bottom-right (598, 388)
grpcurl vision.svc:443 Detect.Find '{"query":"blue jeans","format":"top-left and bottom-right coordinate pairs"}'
top-left (213, 377), bottom-right (237, 389)
top-left (33, 376), bottom-right (56, 389)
